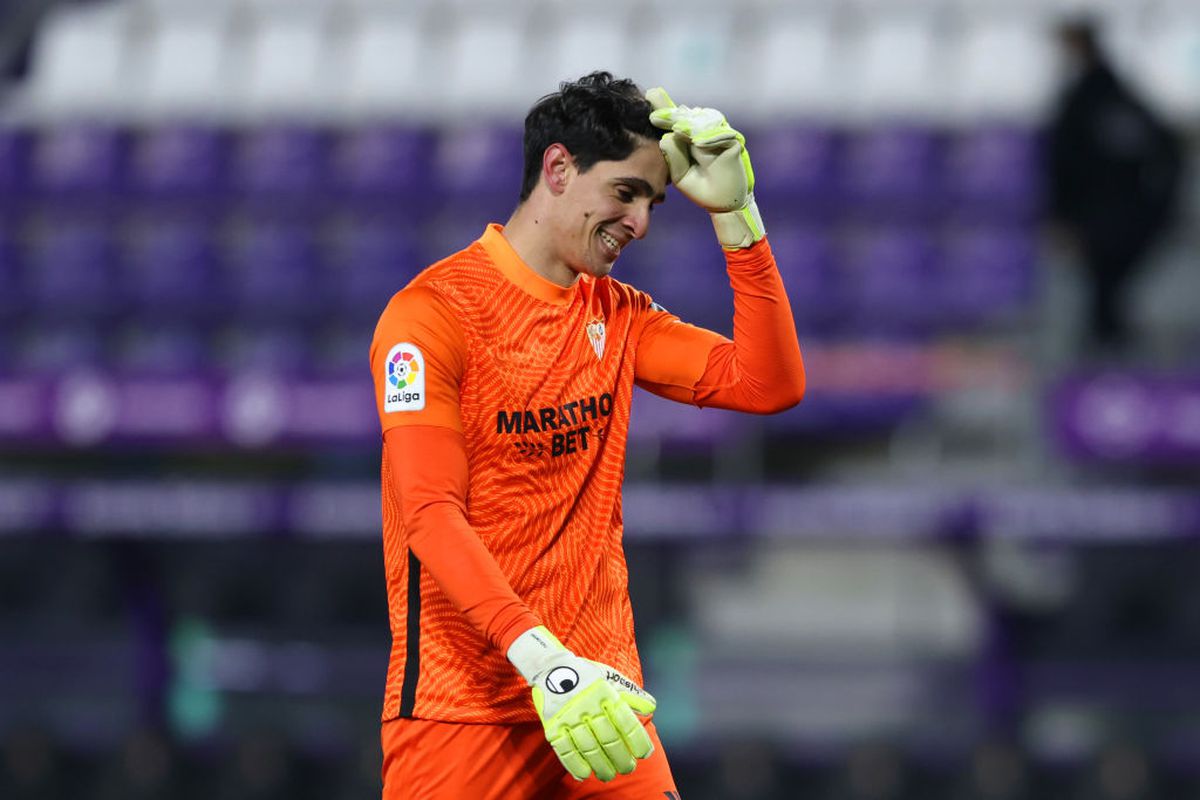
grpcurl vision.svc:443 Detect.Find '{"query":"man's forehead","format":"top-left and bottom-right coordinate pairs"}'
top-left (600, 143), bottom-right (669, 194)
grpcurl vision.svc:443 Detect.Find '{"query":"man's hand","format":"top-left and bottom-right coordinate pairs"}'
top-left (508, 626), bottom-right (656, 782)
top-left (646, 86), bottom-right (766, 249)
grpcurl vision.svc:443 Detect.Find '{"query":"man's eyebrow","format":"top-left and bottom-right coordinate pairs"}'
top-left (614, 176), bottom-right (666, 203)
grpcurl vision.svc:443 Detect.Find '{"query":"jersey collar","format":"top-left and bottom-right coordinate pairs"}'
top-left (479, 224), bottom-right (578, 306)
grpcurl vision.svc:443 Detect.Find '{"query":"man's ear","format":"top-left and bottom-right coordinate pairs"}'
top-left (542, 143), bottom-right (575, 196)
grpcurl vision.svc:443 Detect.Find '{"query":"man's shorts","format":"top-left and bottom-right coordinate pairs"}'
top-left (381, 716), bottom-right (679, 799)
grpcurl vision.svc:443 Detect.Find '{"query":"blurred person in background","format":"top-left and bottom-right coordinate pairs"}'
top-left (369, 71), bottom-right (804, 798)
top-left (1045, 17), bottom-right (1184, 357)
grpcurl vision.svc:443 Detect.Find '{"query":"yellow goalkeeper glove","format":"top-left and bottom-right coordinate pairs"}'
top-left (507, 626), bottom-right (656, 782)
top-left (646, 86), bottom-right (766, 249)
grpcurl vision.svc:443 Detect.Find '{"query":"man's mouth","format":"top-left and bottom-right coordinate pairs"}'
top-left (598, 229), bottom-right (621, 258)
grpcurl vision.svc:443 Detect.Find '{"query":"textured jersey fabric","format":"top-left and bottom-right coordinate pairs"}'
top-left (370, 224), bottom-right (803, 723)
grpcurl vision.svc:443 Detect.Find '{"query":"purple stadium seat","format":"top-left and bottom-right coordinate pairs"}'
top-left (329, 217), bottom-right (423, 323)
top-left (112, 324), bottom-right (209, 375)
top-left (839, 224), bottom-right (938, 333)
top-left (0, 128), bottom-right (29, 203)
top-left (621, 220), bottom-right (731, 334)
top-left (0, 223), bottom-right (20, 322)
top-left (215, 325), bottom-right (310, 373)
top-left (309, 324), bottom-right (367, 374)
top-left (29, 124), bottom-right (125, 203)
top-left (433, 125), bottom-right (523, 217)
top-left (330, 126), bottom-right (436, 214)
top-left (231, 126), bottom-right (329, 209)
top-left (13, 322), bottom-right (110, 374)
top-left (224, 219), bottom-right (322, 322)
top-left (944, 126), bottom-right (1041, 221)
top-left (938, 225), bottom-right (1036, 327)
top-left (630, 387), bottom-right (742, 450)
top-left (122, 218), bottom-right (220, 320)
top-left (763, 222), bottom-right (841, 333)
top-left (840, 126), bottom-right (943, 220)
top-left (128, 125), bottom-right (227, 202)
top-left (748, 124), bottom-right (840, 220)
top-left (25, 218), bottom-right (118, 319)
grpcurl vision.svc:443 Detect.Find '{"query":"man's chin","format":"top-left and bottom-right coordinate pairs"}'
top-left (583, 259), bottom-right (615, 279)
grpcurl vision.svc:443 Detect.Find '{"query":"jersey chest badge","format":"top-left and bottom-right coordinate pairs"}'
top-left (585, 318), bottom-right (606, 360)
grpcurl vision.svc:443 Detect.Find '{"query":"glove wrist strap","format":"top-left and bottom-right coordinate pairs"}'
top-left (711, 196), bottom-right (766, 249)
top-left (507, 625), bottom-right (567, 684)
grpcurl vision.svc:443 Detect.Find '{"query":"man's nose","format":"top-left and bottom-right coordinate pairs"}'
top-left (626, 204), bottom-right (652, 240)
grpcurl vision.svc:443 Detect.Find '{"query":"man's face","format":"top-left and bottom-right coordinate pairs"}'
top-left (554, 137), bottom-right (668, 280)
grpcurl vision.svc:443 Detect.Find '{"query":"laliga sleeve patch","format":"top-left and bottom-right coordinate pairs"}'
top-left (383, 342), bottom-right (426, 412)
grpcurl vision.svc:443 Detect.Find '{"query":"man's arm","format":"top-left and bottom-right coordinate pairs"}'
top-left (634, 238), bottom-right (805, 413)
top-left (635, 89), bottom-right (805, 413)
top-left (385, 424), bottom-right (540, 652)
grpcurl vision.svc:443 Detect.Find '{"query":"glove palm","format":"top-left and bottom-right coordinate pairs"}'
top-left (646, 87), bottom-right (765, 249)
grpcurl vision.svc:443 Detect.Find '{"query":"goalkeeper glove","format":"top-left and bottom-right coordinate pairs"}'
top-left (507, 625), bottom-right (656, 782)
top-left (646, 87), bottom-right (766, 249)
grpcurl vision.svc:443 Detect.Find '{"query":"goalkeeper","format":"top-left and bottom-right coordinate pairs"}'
top-left (370, 72), bottom-right (805, 799)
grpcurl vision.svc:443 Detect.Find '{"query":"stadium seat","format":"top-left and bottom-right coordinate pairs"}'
top-left (839, 224), bottom-right (939, 333)
top-left (224, 219), bottom-right (324, 322)
top-left (748, 11), bottom-right (844, 120)
top-left (127, 126), bottom-right (228, 205)
top-left (214, 324), bottom-right (310, 373)
top-left (336, 8), bottom-right (432, 119)
top-left (29, 125), bottom-right (126, 208)
top-left (944, 16), bottom-right (1055, 122)
top-left (1133, 12), bottom-right (1200, 121)
top-left (938, 225), bottom-right (1036, 329)
top-left (0, 128), bottom-right (29, 203)
top-left (235, 6), bottom-right (336, 118)
top-left (432, 125), bottom-right (523, 216)
top-left (435, 12), bottom-right (535, 119)
top-left (848, 12), bottom-right (947, 122)
top-left (943, 125), bottom-right (1042, 222)
top-left (328, 126), bottom-right (437, 214)
top-left (111, 324), bottom-right (209, 376)
top-left (24, 2), bottom-right (134, 116)
top-left (839, 126), bottom-right (944, 220)
top-left (12, 322), bottom-right (111, 374)
top-left (24, 219), bottom-right (119, 321)
top-left (121, 218), bottom-right (221, 321)
top-left (762, 222), bottom-right (842, 335)
top-left (229, 126), bottom-right (330, 213)
top-left (0, 223), bottom-right (20, 325)
top-left (749, 124), bottom-right (841, 221)
top-left (327, 216), bottom-right (424, 324)
top-left (630, 388), bottom-right (742, 451)
top-left (635, 9), bottom-right (742, 111)
top-left (543, 7), bottom-right (635, 91)
top-left (628, 220), bottom-right (732, 334)
top-left (133, 5), bottom-right (233, 118)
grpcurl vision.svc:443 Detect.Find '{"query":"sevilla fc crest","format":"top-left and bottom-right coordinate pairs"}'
top-left (586, 319), bottom-right (606, 360)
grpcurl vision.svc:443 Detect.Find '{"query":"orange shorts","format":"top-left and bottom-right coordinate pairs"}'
top-left (381, 716), bottom-right (679, 799)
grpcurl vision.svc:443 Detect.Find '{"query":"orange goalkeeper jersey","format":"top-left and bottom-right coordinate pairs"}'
top-left (370, 224), bottom-right (803, 724)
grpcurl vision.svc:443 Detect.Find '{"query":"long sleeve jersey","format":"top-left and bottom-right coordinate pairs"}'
top-left (370, 223), bottom-right (804, 723)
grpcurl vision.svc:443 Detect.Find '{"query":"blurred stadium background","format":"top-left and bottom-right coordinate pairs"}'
top-left (1, 0), bottom-right (1198, 797)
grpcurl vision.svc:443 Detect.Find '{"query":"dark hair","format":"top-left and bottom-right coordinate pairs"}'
top-left (519, 71), bottom-right (660, 201)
